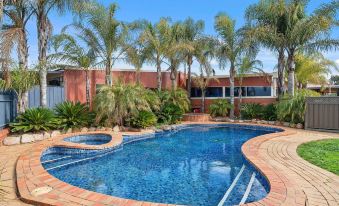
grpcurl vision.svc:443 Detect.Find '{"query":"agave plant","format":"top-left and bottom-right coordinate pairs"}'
top-left (54, 101), bottom-right (93, 129)
top-left (10, 108), bottom-right (58, 133)
top-left (209, 99), bottom-right (233, 117)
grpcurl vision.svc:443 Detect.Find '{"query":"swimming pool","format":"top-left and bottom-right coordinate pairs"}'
top-left (41, 124), bottom-right (282, 206)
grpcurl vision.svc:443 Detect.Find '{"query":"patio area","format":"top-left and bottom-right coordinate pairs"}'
top-left (0, 124), bottom-right (338, 206)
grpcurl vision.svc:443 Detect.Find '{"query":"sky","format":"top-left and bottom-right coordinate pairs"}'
top-left (23, 0), bottom-right (339, 75)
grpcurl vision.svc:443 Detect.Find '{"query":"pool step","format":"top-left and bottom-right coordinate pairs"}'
top-left (41, 156), bottom-right (72, 164)
top-left (217, 165), bottom-right (246, 206)
top-left (218, 166), bottom-right (260, 206)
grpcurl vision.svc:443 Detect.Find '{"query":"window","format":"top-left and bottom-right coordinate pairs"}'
top-left (247, 87), bottom-right (271, 96)
top-left (191, 88), bottom-right (202, 97)
top-left (206, 87), bottom-right (223, 97)
top-left (225, 87), bottom-right (246, 97)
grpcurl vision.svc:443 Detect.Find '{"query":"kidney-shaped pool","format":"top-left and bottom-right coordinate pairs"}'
top-left (41, 124), bottom-right (282, 206)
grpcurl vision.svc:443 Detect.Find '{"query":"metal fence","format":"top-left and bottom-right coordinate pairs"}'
top-left (0, 91), bottom-right (17, 129)
top-left (29, 86), bottom-right (65, 109)
top-left (0, 86), bottom-right (64, 128)
top-left (305, 97), bottom-right (339, 131)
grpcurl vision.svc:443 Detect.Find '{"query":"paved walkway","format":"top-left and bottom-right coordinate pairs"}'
top-left (0, 125), bottom-right (338, 206)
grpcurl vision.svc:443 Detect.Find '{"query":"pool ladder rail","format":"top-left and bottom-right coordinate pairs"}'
top-left (217, 164), bottom-right (257, 206)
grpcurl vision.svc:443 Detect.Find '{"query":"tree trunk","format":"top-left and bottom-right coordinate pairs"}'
top-left (156, 55), bottom-right (162, 91)
top-left (186, 56), bottom-right (193, 98)
top-left (18, 29), bottom-right (29, 112)
top-left (277, 48), bottom-right (285, 98)
top-left (85, 69), bottom-right (90, 106)
top-left (287, 51), bottom-right (295, 96)
top-left (201, 90), bottom-right (205, 113)
top-left (37, 9), bottom-right (48, 108)
top-left (105, 57), bottom-right (112, 86)
top-left (229, 64), bottom-right (235, 119)
top-left (239, 88), bottom-right (242, 119)
top-left (136, 68), bottom-right (141, 85)
top-left (170, 63), bottom-right (177, 91)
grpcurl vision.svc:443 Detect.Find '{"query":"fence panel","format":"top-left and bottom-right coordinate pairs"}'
top-left (29, 86), bottom-right (65, 109)
top-left (305, 97), bottom-right (339, 131)
top-left (0, 91), bottom-right (17, 129)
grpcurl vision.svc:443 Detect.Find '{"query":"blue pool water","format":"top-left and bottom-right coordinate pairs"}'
top-left (42, 124), bottom-right (281, 206)
top-left (63, 134), bottom-right (111, 145)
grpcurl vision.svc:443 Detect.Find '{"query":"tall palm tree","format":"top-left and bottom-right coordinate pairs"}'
top-left (140, 19), bottom-right (170, 91)
top-left (30, 0), bottom-right (88, 107)
top-left (50, 33), bottom-right (96, 106)
top-left (245, 0), bottom-right (288, 97)
top-left (181, 18), bottom-right (205, 97)
top-left (283, 0), bottom-right (339, 95)
top-left (295, 53), bottom-right (338, 89)
top-left (72, 3), bottom-right (128, 86)
top-left (215, 13), bottom-right (256, 118)
top-left (1, 0), bottom-right (33, 112)
top-left (124, 42), bottom-right (151, 85)
top-left (165, 22), bottom-right (193, 91)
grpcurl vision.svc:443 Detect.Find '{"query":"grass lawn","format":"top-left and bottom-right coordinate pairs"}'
top-left (297, 139), bottom-right (339, 175)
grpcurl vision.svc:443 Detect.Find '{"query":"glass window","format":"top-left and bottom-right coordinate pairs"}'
top-left (225, 87), bottom-right (246, 97)
top-left (191, 88), bottom-right (202, 97)
top-left (247, 87), bottom-right (271, 96)
top-left (206, 87), bottom-right (223, 97)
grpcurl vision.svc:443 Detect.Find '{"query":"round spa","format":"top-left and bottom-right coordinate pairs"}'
top-left (41, 124), bottom-right (282, 206)
top-left (63, 134), bottom-right (112, 145)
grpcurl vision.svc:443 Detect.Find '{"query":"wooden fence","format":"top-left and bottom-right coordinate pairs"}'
top-left (305, 97), bottom-right (339, 131)
top-left (28, 86), bottom-right (65, 109)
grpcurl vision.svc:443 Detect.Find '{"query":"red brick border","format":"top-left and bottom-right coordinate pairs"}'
top-left (16, 124), bottom-right (304, 206)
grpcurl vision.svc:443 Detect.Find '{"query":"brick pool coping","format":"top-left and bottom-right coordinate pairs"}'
top-left (14, 123), bottom-right (335, 206)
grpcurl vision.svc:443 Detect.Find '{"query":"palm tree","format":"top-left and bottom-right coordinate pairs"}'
top-left (181, 18), bottom-right (205, 97)
top-left (30, 0), bottom-right (88, 107)
top-left (165, 22), bottom-right (193, 91)
top-left (245, 0), bottom-right (288, 97)
top-left (1, 0), bottom-right (33, 112)
top-left (215, 13), bottom-right (256, 118)
top-left (283, 0), bottom-right (339, 96)
top-left (124, 42), bottom-right (151, 85)
top-left (50, 33), bottom-right (96, 106)
top-left (94, 81), bottom-right (152, 126)
top-left (140, 19), bottom-right (170, 91)
top-left (72, 3), bottom-right (128, 86)
top-left (295, 53), bottom-right (338, 89)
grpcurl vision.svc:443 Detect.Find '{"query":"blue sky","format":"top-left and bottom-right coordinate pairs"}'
top-left (25, 0), bottom-right (339, 75)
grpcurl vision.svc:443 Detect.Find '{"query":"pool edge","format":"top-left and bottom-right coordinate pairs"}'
top-left (15, 123), bottom-right (301, 206)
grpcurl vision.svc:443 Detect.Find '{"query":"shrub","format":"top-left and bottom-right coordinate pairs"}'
top-left (276, 89), bottom-right (320, 124)
top-left (209, 99), bottom-right (233, 117)
top-left (129, 110), bottom-right (157, 128)
top-left (158, 89), bottom-right (190, 113)
top-left (93, 82), bottom-right (152, 126)
top-left (262, 104), bottom-right (277, 121)
top-left (157, 103), bottom-right (184, 124)
top-left (55, 101), bottom-right (93, 129)
top-left (10, 108), bottom-right (58, 133)
top-left (240, 103), bottom-right (264, 119)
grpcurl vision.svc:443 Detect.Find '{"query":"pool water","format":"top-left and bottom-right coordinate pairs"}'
top-left (63, 134), bottom-right (111, 145)
top-left (42, 125), bottom-right (280, 206)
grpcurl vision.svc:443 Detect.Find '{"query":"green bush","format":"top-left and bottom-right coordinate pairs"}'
top-left (157, 103), bottom-right (184, 124)
top-left (55, 101), bottom-right (94, 129)
top-left (158, 89), bottom-right (190, 113)
top-left (129, 110), bottom-right (157, 128)
top-left (276, 89), bottom-right (320, 124)
top-left (10, 108), bottom-right (58, 133)
top-left (262, 104), bottom-right (277, 121)
top-left (209, 99), bottom-right (233, 117)
top-left (240, 103), bottom-right (264, 119)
